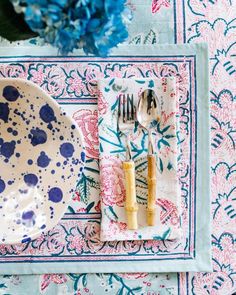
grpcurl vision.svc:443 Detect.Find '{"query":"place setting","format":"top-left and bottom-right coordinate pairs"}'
top-left (0, 43), bottom-right (211, 275)
top-left (0, 0), bottom-right (227, 293)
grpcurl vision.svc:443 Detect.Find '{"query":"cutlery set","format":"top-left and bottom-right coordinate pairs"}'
top-left (118, 90), bottom-right (161, 230)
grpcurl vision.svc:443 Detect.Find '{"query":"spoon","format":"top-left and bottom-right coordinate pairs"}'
top-left (137, 89), bottom-right (160, 226)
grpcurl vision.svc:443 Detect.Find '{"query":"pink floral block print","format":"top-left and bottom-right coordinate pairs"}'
top-left (152, 0), bottom-right (171, 13)
top-left (73, 109), bottom-right (99, 159)
top-left (100, 156), bottom-right (125, 207)
top-left (98, 77), bottom-right (181, 241)
top-left (0, 53), bottom-right (198, 272)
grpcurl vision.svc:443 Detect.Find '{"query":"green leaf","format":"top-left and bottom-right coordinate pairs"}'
top-left (76, 174), bottom-right (90, 204)
top-left (111, 99), bottom-right (119, 111)
top-left (0, 283), bottom-right (7, 289)
top-left (129, 34), bottom-right (142, 45)
top-left (161, 125), bottom-right (171, 133)
top-left (158, 138), bottom-right (170, 149)
top-left (165, 134), bottom-right (175, 139)
top-left (108, 206), bottom-right (118, 220)
top-left (153, 228), bottom-right (171, 240)
top-left (135, 80), bottom-right (145, 84)
top-left (82, 275), bottom-right (87, 287)
top-left (67, 206), bottom-right (75, 214)
top-left (104, 206), bottom-right (118, 221)
top-left (109, 78), bottom-right (115, 86)
top-left (161, 139), bottom-right (170, 147)
top-left (144, 29), bottom-right (157, 44)
top-left (0, 0), bottom-right (38, 41)
top-left (167, 162), bottom-right (173, 170)
top-left (159, 157), bottom-right (164, 172)
top-left (86, 202), bottom-right (95, 213)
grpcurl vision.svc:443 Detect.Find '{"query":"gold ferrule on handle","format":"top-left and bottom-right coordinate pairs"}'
top-left (147, 155), bottom-right (157, 226)
top-left (123, 161), bottom-right (138, 230)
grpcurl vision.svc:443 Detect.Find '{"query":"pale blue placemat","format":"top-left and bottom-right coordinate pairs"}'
top-left (0, 43), bottom-right (211, 273)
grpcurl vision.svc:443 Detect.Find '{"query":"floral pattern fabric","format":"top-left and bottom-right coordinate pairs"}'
top-left (0, 0), bottom-right (235, 294)
top-left (98, 77), bottom-right (181, 241)
top-left (0, 52), bottom-right (204, 271)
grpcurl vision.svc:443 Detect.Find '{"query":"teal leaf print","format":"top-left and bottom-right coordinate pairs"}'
top-left (153, 228), bottom-right (171, 240)
top-left (105, 87), bottom-right (110, 92)
top-left (86, 201), bottom-right (95, 213)
top-left (160, 125), bottom-right (171, 134)
top-left (135, 80), bottom-right (146, 84)
top-left (109, 78), bottom-right (115, 86)
top-left (82, 275), bottom-right (87, 287)
top-left (98, 117), bottom-right (104, 126)
top-left (144, 29), bottom-right (157, 44)
top-left (76, 173), bottom-right (99, 205)
top-left (165, 134), bottom-right (175, 139)
top-left (158, 138), bottom-right (170, 149)
top-left (111, 99), bottom-right (119, 111)
top-left (148, 80), bottom-right (154, 88)
top-left (0, 283), bottom-right (7, 289)
top-left (129, 34), bottom-right (142, 44)
top-left (159, 157), bottom-right (164, 172)
top-left (167, 162), bottom-right (173, 170)
top-left (104, 206), bottom-right (118, 221)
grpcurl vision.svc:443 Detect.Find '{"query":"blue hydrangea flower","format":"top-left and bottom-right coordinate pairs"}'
top-left (11, 0), bottom-right (131, 56)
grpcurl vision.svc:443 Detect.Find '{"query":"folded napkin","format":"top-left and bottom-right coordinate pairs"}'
top-left (98, 77), bottom-right (181, 241)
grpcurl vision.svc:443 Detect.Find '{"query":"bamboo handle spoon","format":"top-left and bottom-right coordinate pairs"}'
top-left (137, 89), bottom-right (160, 226)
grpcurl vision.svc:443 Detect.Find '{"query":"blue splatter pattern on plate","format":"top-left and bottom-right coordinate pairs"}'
top-left (0, 78), bottom-right (85, 244)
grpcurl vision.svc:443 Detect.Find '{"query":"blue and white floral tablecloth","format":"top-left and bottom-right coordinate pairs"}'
top-left (0, 0), bottom-right (236, 294)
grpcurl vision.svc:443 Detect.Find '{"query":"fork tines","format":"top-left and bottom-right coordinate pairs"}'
top-left (118, 94), bottom-right (135, 122)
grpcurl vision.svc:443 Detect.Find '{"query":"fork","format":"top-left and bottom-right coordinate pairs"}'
top-left (118, 94), bottom-right (138, 230)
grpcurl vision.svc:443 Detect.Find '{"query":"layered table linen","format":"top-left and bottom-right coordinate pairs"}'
top-left (0, 43), bottom-right (210, 273)
top-left (98, 77), bottom-right (181, 241)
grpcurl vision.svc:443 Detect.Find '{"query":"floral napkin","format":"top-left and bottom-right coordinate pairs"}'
top-left (97, 77), bottom-right (181, 241)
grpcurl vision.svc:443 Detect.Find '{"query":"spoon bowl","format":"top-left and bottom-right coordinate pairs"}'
top-left (137, 89), bottom-right (160, 153)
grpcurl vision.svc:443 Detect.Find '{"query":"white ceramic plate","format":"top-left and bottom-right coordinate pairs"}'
top-left (0, 78), bottom-right (85, 244)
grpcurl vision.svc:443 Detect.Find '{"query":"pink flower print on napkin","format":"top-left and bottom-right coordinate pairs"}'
top-left (100, 156), bottom-right (125, 207)
top-left (73, 109), bottom-right (99, 159)
top-left (98, 90), bottom-right (108, 115)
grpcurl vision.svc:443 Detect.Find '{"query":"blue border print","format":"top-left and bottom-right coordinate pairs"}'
top-left (0, 55), bottom-right (197, 263)
top-left (173, 0), bottom-right (186, 43)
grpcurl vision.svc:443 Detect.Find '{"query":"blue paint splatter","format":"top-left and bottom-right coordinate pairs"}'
top-left (22, 210), bottom-right (34, 219)
top-left (81, 151), bottom-right (85, 162)
top-left (3, 85), bottom-right (20, 102)
top-left (0, 179), bottom-right (6, 193)
top-left (60, 143), bottom-right (74, 158)
top-left (48, 187), bottom-right (63, 203)
top-left (22, 210), bottom-right (36, 227)
top-left (0, 140), bottom-right (16, 159)
top-left (21, 236), bottom-right (31, 243)
top-left (0, 103), bottom-right (9, 123)
top-left (37, 151), bottom-right (51, 168)
top-left (29, 128), bottom-right (47, 146)
top-left (39, 104), bottom-right (56, 123)
top-left (24, 174), bottom-right (38, 187)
